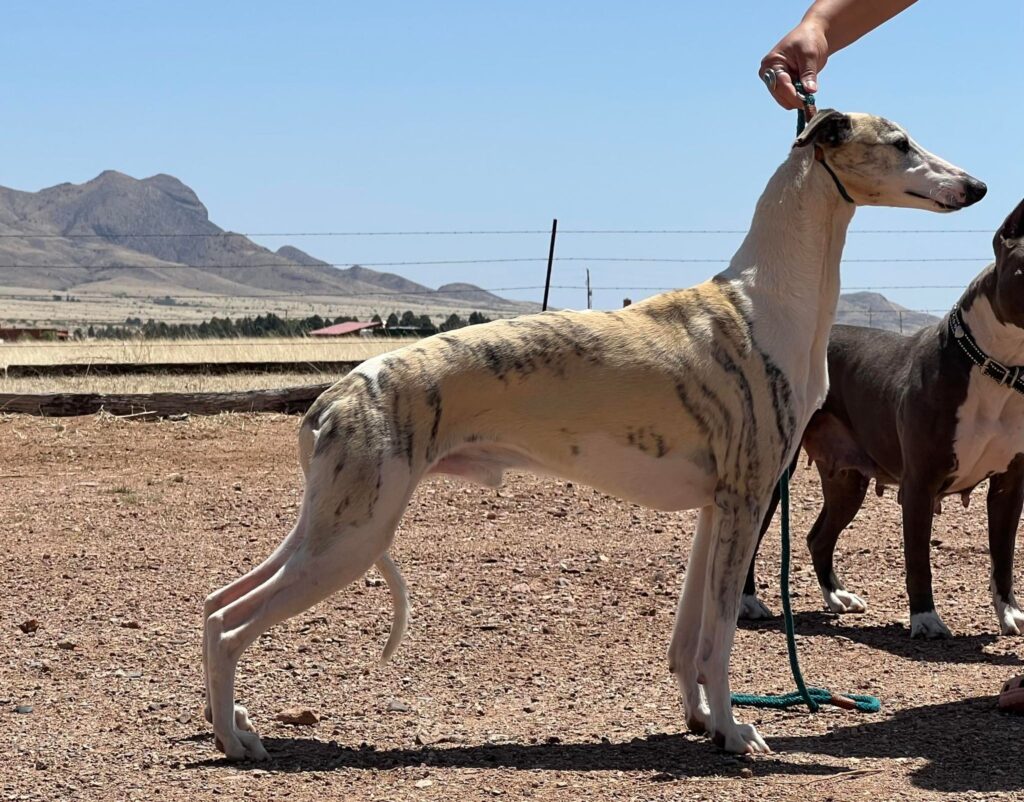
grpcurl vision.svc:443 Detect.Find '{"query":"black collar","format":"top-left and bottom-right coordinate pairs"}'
top-left (814, 146), bottom-right (854, 204)
top-left (949, 303), bottom-right (1024, 395)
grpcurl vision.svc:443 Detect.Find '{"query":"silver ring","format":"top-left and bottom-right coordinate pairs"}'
top-left (761, 69), bottom-right (777, 91)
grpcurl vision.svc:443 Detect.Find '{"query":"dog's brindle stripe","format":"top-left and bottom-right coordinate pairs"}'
top-left (302, 281), bottom-right (795, 560)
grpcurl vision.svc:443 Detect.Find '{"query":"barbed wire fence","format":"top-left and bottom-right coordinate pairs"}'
top-left (0, 224), bottom-right (994, 335)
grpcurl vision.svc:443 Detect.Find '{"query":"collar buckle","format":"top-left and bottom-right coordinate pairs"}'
top-left (982, 357), bottom-right (1015, 386)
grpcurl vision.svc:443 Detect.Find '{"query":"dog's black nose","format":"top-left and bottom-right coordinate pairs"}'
top-left (964, 178), bottom-right (988, 206)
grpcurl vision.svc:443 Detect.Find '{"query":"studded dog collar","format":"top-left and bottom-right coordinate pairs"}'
top-left (950, 303), bottom-right (1024, 394)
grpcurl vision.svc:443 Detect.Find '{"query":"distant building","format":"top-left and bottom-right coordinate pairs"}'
top-left (309, 321), bottom-right (383, 337)
top-left (0, 327), bottom-right (70, 342)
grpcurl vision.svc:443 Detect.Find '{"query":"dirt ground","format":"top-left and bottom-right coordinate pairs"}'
top-left (2, 414), bottom-right (1022, 802)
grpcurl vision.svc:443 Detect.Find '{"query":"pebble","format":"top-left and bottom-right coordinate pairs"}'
top-left (18, 619), bottom-right (39, 634)
top-left (15, 705), bottom-right (33, 714)
top-left (414, 779), bottom-right (433, 789)
top-left (56, 638), bottom-right (76, 650)
top-left (275, 706), bottom-right (320, 726)
top-left (387, 700), bottom-right (411, 713)
top-left (740, 768), bottom-right (753, 779)
top-left (167, 473), bottom-right (184, 483)
top-left (510, 583), bottom-right (531, 594)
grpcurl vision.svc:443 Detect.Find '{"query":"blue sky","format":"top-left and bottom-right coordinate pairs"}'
top-left (3, 1), bottom-right (1021, 314)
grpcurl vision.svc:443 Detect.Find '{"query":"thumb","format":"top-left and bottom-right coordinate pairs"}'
top-left (799, 62), bottom-right (819, 94)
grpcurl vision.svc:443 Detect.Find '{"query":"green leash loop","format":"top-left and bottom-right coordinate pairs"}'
top-left (730, 467), bottom-right (881, 714)
top-left (794, 79), bottom-right (815, 135)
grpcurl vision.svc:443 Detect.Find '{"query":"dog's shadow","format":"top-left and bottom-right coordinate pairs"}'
top-left (187, 695), bottom-right (1023, 793)
top-left (740, 610), bottom-right (1023, 666)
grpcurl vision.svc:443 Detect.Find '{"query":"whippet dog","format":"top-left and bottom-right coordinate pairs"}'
top-left (202, 110), bottom-right (984, 759)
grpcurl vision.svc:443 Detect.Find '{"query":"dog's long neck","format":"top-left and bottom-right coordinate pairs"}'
top-left (960, 278), bottom-right (1024, 367)
top-left (719, 147), bottom-right (855, 410)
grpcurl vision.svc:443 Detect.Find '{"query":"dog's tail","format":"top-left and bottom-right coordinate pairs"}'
top-left (376, 552), bottom-right (410, 664)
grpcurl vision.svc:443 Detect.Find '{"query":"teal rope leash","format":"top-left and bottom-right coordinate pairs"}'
top-left (730, 467), bottom-right (881, 714)
top-left (794, 79), bottom-right (814, 134)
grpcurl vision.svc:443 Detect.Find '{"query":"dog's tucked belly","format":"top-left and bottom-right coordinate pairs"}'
top-left (429, 436), bottom-right (717, 511)
top-left (948, 371), bottom-right (1024, 492)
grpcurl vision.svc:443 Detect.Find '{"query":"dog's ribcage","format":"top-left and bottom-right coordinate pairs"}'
top-left (303, 280), bottom-right (798, 523)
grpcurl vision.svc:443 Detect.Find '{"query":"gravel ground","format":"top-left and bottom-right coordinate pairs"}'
top-left (2, 413), bottom-right (1022, 801)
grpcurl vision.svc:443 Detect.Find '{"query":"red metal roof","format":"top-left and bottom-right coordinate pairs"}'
top-left (309, 321), bottom-right (382, 336)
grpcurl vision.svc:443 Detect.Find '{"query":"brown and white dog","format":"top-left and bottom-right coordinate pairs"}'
top-left (744, 200), bottom-right (1024, 640)
top-left (202, 111), bottom-right (984, 759)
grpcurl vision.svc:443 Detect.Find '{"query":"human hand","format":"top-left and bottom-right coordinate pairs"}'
top-left (759, 18), bottom-right (829, 111)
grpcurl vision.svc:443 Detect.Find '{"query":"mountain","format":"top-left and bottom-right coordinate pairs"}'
top-left (835, 291), bottom-right (939, 334)
top-left (0, 171), bottom-right (537, 315)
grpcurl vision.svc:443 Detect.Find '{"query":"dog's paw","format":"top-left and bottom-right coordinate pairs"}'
top-left (712, 722), bottom-right (770, 755)
top-left (685, 700), bottom-right (711, 735)
top-left (910, 610), bottom-right (952, 639)
top-left (738, 593), bottom-right (774, 620)
top-left (995, 598), bottom-right (1024, 636)
top-left (821, 586), bottom-right (866, 614)
top-left (216, 727), bottom-right (269, 761)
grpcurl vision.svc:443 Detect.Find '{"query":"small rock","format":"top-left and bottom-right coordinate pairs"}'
top-left (510, 583), bottom-right (531, 594)
top-left (34, 759), bottom-right (48, 770)
top-left (56, 638), bottom-right (76, 650)
top-left (176, 712), bottom-right (191, 725)
top-left (15, 705), bottom-right (33, 714)
top-left (740, 767), bottom-right (753, 779)
top-left (387, 700), bottom-right (411, 713)
top-left (414, 779), bottom-right (434, 789)
top-left (18, 619), bottom-right (39, 634)
top-left (120, 620), bottom-right (141, 630)
top-left (233, 482), bottom-right (242, 491)
top-left (485, 511), bottom-right (497, 520)
top-left (275, 706), bottom-right (320, 726)
top-left (168, 473), bottom-right (184, 483)
top-left (365, 576), bottom-right (384, 587)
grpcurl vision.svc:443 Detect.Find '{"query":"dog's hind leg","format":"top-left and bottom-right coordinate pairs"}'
top-left (668, 505), bottom-right (714, 735)
top-left (739, 484), bottom-right (781, 621)
top-left (697, 488), bottom-right (770, 754)
top-left (205, 475), bottom-right (412, 760)
top-left (808, 468), bottom-right (869, 615)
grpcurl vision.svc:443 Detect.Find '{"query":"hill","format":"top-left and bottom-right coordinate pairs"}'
top-left (0, 171), bottom-right (536, 316)
top-left (835, 291), bottom-right (940, 333)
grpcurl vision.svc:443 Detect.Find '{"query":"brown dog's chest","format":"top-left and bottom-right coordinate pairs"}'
top-left (948, 371), bottom-right (1024, 492)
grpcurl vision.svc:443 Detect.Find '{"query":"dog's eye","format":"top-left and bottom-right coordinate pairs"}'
top-left (893, 137), bottom-right (910, 153)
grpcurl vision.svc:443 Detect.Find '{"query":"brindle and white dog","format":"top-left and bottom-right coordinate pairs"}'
top-left (202, 110), bottom-right (984, 759)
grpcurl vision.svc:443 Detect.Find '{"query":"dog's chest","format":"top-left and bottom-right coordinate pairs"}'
top-left (949, 370), bottom-right (1024, 491)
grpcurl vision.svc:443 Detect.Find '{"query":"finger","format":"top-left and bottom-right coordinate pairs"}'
top-left (772, 71), bottom-right (805, 111)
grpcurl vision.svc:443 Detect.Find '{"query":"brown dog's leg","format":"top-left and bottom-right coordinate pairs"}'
top-left (902, 478), bottom-right (949, 638)
top-left (807, 467), bottom-right (869, 614)
top-left (988, 455), bottom-right (1024, 635)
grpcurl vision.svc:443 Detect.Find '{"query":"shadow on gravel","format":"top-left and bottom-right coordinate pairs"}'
top-left (187, 732), bottom-right (844, 780)
top-left (186, 696), bottom-right (1023, 794)
top-left (774, 695), bottom-right (1024, 794)
top-left (741, 610), bottom-right (1023, 666)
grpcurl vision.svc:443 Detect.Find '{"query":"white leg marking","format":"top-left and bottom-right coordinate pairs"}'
top-left (910, 610), bottom-right (952, 639)
top-left (739, 593), bottom-right (774, 620)
top-left (820, 585), bottom-right (866, 614)
top-left (992, 585), bottom-right (1024, 636)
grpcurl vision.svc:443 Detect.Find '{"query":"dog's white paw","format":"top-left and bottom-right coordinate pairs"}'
top-left (738, 593), bottom-right (774, 620)
top-left (995, 596), bottom-right (1024, 636)
top-left (910, 610), bottom-right (952, 639)
top-left (713, 722), bottom-right (770, 755)
top-left (217, 727), bottom-right (270, 762)
top-left (821, 586), bottom-right (866, 614)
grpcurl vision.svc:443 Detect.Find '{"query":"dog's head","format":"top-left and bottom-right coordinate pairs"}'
top-left (794, 110), bottom-right (987, 212)
top-left (990, 198), bottom-right (1024, 327)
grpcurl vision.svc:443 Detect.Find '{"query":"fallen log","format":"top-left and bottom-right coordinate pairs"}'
top-left (0, 383), bottom-right (335, 417)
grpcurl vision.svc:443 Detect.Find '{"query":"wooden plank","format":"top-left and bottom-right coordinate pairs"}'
top-left (0, 383), bottom-right (335, 417)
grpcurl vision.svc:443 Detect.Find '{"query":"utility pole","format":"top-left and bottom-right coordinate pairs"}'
top-left (541, 218), bottom-right (558, 312)
top-left (586, 269), bottom-right (592, 310)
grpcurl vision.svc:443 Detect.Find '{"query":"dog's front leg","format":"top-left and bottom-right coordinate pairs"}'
top-left (987, 457), bottom-right (1024, 636)
top-left (902, 479), bottom-right (950, 638)
top-left (697, 489), bottom-right (770, 754)
top-left (668, 505), bottom-right (714, 734)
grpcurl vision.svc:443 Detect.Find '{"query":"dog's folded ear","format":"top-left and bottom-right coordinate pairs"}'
top-left (994, 197), bottom-right (1024, 259)
top-left (793, 109), bottom-right (853, 149)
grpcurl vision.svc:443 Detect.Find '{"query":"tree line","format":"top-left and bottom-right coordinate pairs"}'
top-left (79, 310), bottom-right (493, 340)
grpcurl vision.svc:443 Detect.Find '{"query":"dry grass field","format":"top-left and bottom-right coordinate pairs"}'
top-left (3, 413), bottom-right (1024, 802)
top-left (0, 337), bottom-right (400, 370)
